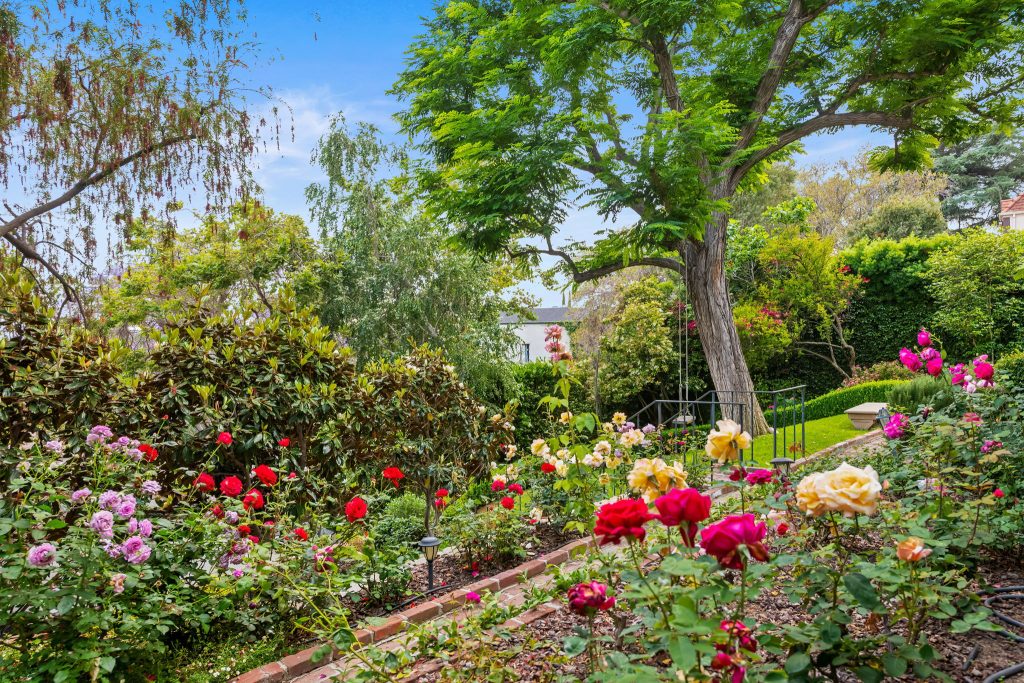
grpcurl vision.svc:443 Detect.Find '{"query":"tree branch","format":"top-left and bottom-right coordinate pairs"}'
top-left (733, 0), bottom-right (806, 152)
top-left (3, 232), bottom-right (87, 321)
top-left (0, 132), bottom-right (199, 241)
top-left (730, 111), bottom-right (916, 188)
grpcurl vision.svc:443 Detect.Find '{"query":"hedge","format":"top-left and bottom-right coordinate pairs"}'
top-left (771, 380), bottom-right (908, 424)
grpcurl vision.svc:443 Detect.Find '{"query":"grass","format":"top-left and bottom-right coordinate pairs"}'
top-left (746, 413), bottom-right (872, 465)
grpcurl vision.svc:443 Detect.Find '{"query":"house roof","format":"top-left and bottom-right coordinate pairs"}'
top-left (1001, 195), bottom-right (1024, 214)
top-left (499, 306), bottom-right (569, 325)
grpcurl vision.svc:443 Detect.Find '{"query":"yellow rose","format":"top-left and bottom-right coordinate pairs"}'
top-left (896, 537), bottom-right (931, 562)
top-left (612, 412), bottom-right (627, 426)
top-left (628, 457), bottom-right (687, 502)
top-left (816, 462), bottom-right (882, 517)
top-left (593, 440), bottom-right (612, 456)
top-left (705, 419), bottom-right (752, 463)
top-left (560, 411), bottom-right (573, 424)
top-left (531, 438), bottom-right (548, 456)
top-left (598, 473), bottom-right (611, 486)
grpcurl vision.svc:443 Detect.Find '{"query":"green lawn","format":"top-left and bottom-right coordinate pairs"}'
top-left (746, 413), bottom-right (872, 464)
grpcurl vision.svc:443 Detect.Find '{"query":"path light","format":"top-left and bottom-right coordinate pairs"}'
top-left (770, 457), bottom-right (795, 478)
top-left (418, 536), bottom-right (441, 592)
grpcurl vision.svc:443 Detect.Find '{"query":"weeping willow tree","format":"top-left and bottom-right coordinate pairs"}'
top-left (0, 0), bottom-right (274, 320)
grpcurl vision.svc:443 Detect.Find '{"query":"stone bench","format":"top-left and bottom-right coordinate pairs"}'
top-left (844, 402), bottom-right (888, 429)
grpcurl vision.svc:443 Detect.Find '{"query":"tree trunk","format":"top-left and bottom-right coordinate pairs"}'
top-left (684, 212), bottom-right (771, 436)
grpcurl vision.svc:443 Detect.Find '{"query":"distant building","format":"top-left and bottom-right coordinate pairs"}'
top-left (499, 307), bottom-right (570, 363)
top-left (999, 194), bottom-right (1024, 229)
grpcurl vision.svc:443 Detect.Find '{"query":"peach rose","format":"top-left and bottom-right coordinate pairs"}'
top-left (628, 458), bottom-right (688, 503)
top-left (816, 463), bottom-right (882, 517)
top-left (796, 471), bottom-right (829, 517)
top-left (896, 537), bottom-right (932, 562)
top-left (705, 419), bottom-right (752, 463)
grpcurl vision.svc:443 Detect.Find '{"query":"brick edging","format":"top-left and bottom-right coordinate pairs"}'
top-left (230, 535), bottom-right (595, 682)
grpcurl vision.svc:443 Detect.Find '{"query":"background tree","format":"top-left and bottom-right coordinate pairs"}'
top-left (393, 0), bottom-right (1023, 433)
top-left (797, 153), bottom-right (948, 242)
top-left (0, 1), bottom-right (269, 320)
top-left (97, 203), bottom-right (319, 338)
top-left (306, 118), bottom-right (528, 402)
top-left (850, 196), bottom-right (947, 242)
top-left (933, 128), bottom-right (1024, 228)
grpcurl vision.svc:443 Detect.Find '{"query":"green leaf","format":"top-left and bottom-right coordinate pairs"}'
top-left (669, 636), bottom-right (697, 670)
top-left (99, 656), bottom-right (116, 673)
top-left (56, 595), bottom-right (76, 615)
top-left (785, 652), bottom-right (811, 674)
top-left (843, 573), bottom-right (881, 609)
top-left (883, 655), bottom-right (907, 676)
top-left (855, 666), bottom-right (884, 683)
top-left (563, 635), bottom-right (587, 657)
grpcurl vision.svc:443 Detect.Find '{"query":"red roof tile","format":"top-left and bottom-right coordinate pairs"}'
top-left (1001, 195), bottom-right (1024, 214)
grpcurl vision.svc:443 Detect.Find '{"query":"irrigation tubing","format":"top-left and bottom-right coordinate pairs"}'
top-left (975, 586), bottom-right (1024, 682)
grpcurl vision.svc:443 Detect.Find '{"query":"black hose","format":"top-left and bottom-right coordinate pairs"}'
top-left (977, 586), bottom-right (1024, 682)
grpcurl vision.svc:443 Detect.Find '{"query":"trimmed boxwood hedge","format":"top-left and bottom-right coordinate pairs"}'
top-left (772, 380), bottom-right (908, 424)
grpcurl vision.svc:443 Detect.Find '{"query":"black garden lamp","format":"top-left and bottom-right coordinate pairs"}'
top-left (418, 536), bottom-right (442, 591)
top-left (770, 457), bottom-right (795, 477)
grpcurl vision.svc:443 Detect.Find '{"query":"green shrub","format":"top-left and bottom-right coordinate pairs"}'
top-left (370, 493), bottom-right (428, 547)
top-left (997, 351), bottom-right (1024, 388)
top-left (887, 375), bottom-right (950, 413)
top-left (841, 360), bottom-right (916, 387)
top-left (773, 380), bottom-right (908, 423)
top-left (510, 360), bottom-right (593, 446)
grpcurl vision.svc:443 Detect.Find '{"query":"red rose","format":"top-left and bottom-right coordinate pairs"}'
top-left (211, 504), bottom-right (224, 519)
top-left (288, 471), bottom-right (297, 479)
top-left (237, 524), bottom-right (251, 535)
top-left (242, 488), bottom-right (265, 511)
top-left (995, 488), bottom-right (1005, 499)
top-left (435, 488), bottom-right (450, 498)
top-left (541, 462), bottom-right (556, 474)
top-left (217, 431), bottom-right (233, 446)
top-left (253, 464), bottom-right (278, 487)
top-left (345, 496), bottom-right (368, 523)
top-left (509, 483), bottom-right (524, 496)
top-left (194, 472), bottom-right (216, 492)
top-left (139, 444), bottom-right (158, 462)
top-left (248, 535), bottom-right (259, 543)
top-left (594, 498), bottom-right (653, 546)
top-left (219, 476), bottom-right (243, 497)
top-left (278, 437), bottom-right (290, 448)
top-left (434, 497), bottom-right (448, 509)
top-left (382, 467), bottom-right (404, 487)
top-left (500, 496), bottom-right (515, 510)
top-left (653, 488), bottom-right (712, 545)
top-left (294, 527), bottom-right (308, 541)
top-left (699, 513), bottom-right (770, 569)
top-left (491, 479), bottom-right (506, 492)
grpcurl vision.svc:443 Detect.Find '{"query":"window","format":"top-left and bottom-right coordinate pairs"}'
top-left (519, 342), bottom-right (530, 363)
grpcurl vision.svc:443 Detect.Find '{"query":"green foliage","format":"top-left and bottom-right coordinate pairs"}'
top-left (924, 230), bottom-right (1024, 358)
top-left (306, 117), bottom-right (525, 404)
top-left (596, 277), bottom-right (677, 411)
top-left (371, 493), bottom-right (429, 548)
top-left (841, 234), bottom-right (954, 367)
top-left (842, 360), bottom-right (916, 388)
top-left (776, 381), bottom-right (909, 424)
top-left (442, 504), bottom-right (531, 568)
top-left (887, 375), bottom-right (952, 414)
top-left (0, 272), bottom-right (132, 448)
top-left (997, 351), bottom-right (1024, 388)
top-left (99, 203), bottom-right (321, 328)
top-left (851, 196), bottom-right (947, 242)
top-left (510, 360), bottom-right (594, 447)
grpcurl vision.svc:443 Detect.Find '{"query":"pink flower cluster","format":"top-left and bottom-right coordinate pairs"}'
top-left (883, 413), bottom-right (909, 440)
top-left (899, 329), bottom-right (994, 391)
top-left (712, 619), bottom-right (757, 682)
top-left (544, 324), bottom-right (572, 363)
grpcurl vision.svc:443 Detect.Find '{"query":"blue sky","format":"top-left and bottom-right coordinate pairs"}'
top-left (246, 1), bottom-right (889, 305)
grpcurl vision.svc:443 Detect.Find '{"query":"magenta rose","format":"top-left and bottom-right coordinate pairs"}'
top-left (699, 513), bottom-right (770, 570)
top-left (654, 488), bottom-right (711, 545)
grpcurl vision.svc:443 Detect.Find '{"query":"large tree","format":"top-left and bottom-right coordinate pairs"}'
top-left (0, 1), bottom-right (270, 320)
top-left (933, 128), bottom-right (1024, 228)
top-left (393, 0), bottom-right (1024, 433)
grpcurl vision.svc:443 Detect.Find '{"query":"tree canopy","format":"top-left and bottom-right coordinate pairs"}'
top-left (0, 0), bottom-right (272, 318)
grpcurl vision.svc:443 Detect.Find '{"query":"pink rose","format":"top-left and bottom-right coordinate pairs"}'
top-left (917, 329), bottom-right (931, 347)
top-left (925, 355), bottom-right (943, 377)
top-left (654, 488), bottom-right (711, 545)
top-left (899, 348), bottom-right (922, 372)
top-left (699, 513), bottom-right (770, 569)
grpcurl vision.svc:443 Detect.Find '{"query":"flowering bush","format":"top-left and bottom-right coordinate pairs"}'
top-left (0, 429), bottom-right (260, 679)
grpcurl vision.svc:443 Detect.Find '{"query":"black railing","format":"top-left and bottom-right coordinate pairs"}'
top-left (629, 385), bottom-right (806, 464)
